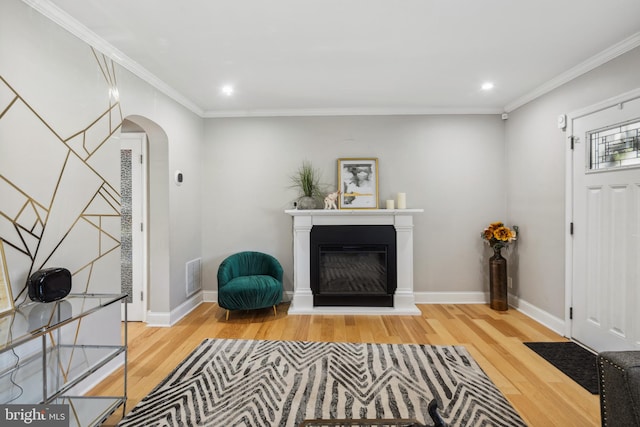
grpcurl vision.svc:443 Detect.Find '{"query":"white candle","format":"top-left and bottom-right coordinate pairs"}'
top-left (397, 193), bottom-right (406, 209)
top-left (386, 200), bottom-right (395, 209)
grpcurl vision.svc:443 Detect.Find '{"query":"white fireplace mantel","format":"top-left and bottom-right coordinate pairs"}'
top-left (285, 209), bottom-right (423, 315)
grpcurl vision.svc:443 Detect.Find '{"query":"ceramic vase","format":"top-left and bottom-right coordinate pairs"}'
top-left (297, 196), bottom-right (319, 210)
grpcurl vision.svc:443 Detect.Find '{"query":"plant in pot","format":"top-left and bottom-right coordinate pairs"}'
top-left (290, 161), bottom-right (324, 209)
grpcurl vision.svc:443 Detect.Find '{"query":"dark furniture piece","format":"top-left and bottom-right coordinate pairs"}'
top-left (299, 399), bottom-right (446, 427)
top-left (597, 351), bottom-right (640, 426)
top-left (217, 251), bottom-right (283, 320)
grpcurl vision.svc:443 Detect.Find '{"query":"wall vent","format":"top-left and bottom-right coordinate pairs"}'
top-left (186, 258), bottom-right (202, 297)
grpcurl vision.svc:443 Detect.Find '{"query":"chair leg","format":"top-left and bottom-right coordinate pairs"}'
top-left (226, 310), bottom-right (230, 321)
top-left (273, 305), bottom-right (277, 317)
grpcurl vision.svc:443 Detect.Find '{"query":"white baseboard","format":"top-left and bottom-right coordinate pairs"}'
top-left (146, 291), bottom-right (204, 327)
top-left (415, 291), bottom-right (565, 335)
top-left (414, 291), bottom-right (487, 304)
top-left (203, 290), bottom-right (218, 302)
top-left (197, 289), bottom-right (565, 335)
top-left (145, 311), bottom-right (171, 327)
top-left (508, 295), bottom-right (566, 336)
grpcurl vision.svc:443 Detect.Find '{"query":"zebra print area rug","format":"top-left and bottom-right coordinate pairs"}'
top-left (117, 339), bottom-right (526, 426)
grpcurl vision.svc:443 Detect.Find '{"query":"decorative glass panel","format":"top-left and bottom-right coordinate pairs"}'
top-left (120, 150), bottom-right (132, 303)
top-left (589, 119), bottom-right (640, 170)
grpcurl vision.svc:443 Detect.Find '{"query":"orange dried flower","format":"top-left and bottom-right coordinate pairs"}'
top-left (493, 227), bottom-right (512, 241)
top-left (481, 222), bottom-right (518, 249)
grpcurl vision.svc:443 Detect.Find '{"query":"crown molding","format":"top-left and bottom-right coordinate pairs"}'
top-left (25, 0), bottom-right (497, 119)
top-left (504, 31), bottom-right (640, 112)
top-left (203, 106), bottom-right (504, 118)
top-left (25, 0), bottom-right (640, 119)
top-left (22, 0), bottom-right (204, 117)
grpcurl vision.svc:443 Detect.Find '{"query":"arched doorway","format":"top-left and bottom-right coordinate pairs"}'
top-left (120, 115), bottom-right (170, 322)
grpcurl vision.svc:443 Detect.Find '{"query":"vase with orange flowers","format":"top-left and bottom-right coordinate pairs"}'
top-left (481, 222), bottom-right (518, 311)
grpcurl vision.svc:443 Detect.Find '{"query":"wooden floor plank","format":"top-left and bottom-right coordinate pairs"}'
top-left (91, 303), bottom-right (600, 426)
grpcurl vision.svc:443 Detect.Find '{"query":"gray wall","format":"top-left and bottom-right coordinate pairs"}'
top-left (118, 72), bottom-right (204, 313)
top-left (505, 46), bottom-right (640, 319)
top-left (202, 115), bottom-right (506, 298)
top-left (8, 0), bottom-right (640, 327)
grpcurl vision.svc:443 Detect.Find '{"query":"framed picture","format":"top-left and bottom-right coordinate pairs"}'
top-left (0, 315), bottom-right (11, 351)
top-left (0, 241), bottom-right (15, 315)
top-left (338, 158), bottom-right (379, 209)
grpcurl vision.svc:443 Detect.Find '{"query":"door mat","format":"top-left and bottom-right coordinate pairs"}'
top-left (524, 341), bottom-right (598, 394)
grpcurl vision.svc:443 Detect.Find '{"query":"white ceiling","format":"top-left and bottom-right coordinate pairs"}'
top-left (37, 0), bottom-right (640, 117)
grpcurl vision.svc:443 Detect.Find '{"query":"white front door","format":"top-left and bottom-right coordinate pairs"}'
top-left (570, 91), bottom-right (640, 352)
top-left (121, 132), bottom-right (146, 321)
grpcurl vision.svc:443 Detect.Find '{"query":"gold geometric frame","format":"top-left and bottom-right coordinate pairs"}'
top-left (0, 240), bottom-right (15, 315)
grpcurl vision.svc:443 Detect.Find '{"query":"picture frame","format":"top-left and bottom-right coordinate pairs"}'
top-left (0, 315), bottom-right (12, 351)
top-left (337, 158), bottom-right (379, 209)
top-left (0, 240), bottom-right (15, 315)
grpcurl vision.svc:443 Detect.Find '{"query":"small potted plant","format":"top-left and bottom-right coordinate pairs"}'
top-left (290, 161), bottom-right (324, 209)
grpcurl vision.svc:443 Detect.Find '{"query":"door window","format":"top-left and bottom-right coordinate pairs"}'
top-left (588, 119), bottom-right (640, 171)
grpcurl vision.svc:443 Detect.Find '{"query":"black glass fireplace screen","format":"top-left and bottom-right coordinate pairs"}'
top-left (319, 246), bottom-right (388, 294)
top-left (310, 225), bottom-right (397, 307)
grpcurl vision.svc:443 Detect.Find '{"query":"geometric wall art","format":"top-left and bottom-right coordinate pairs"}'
top-left (0, 46), bottom-right (122, 304)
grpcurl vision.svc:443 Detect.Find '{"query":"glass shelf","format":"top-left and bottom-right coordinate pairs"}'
top-left (0, 344), bottom-right (124, 403)
top-left (0, 293), bottom-right (127, 353)
top-left (0, 293), bottom-right (127, 426)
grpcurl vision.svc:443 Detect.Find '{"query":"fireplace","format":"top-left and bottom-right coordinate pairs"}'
top-left (311, 225), bottom-right (396, 307)
top-left (285, 209), bottom-right (422, 315)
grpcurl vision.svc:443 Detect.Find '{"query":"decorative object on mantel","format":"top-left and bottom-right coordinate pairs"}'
top-left (386, 199), bottom-right (395, 209)
top-left (323, 190), bottom-right (340, 210)
top-left (397, 192), bottom-right (407, 209)
top-left (290, 160), bottom-right (324, 209)
top-left (338, 158), bottom-right (379, 209)
top-left (0, 240), bottom-right (15, 314)
top-left (481, 222), bottom-right (518, 311)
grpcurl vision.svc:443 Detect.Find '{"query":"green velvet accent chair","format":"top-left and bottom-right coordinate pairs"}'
top-left (217, 251), bottom-right (283, 319)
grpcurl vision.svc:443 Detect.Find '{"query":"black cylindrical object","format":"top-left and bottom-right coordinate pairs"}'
top-left (28, 267), bottom-right (72, 302)
top-left (489, 248), bottom-right (508, 311)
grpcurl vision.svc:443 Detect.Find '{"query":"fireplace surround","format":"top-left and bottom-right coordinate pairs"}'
top-left (285, 209), bottom-right (422, 315)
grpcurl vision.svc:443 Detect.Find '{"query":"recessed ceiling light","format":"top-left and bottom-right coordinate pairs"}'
top-left (481, 82), bottom-right (495, 91)
top-left (221, 85), bottom-right (234, 96)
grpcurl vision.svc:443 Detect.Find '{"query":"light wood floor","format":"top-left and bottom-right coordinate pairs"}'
top-left (91, 303), bottom-right (600, 426)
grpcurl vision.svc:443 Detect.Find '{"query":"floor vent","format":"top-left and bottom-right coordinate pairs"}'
top-left (186, 258), bottom-right (202, 297)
